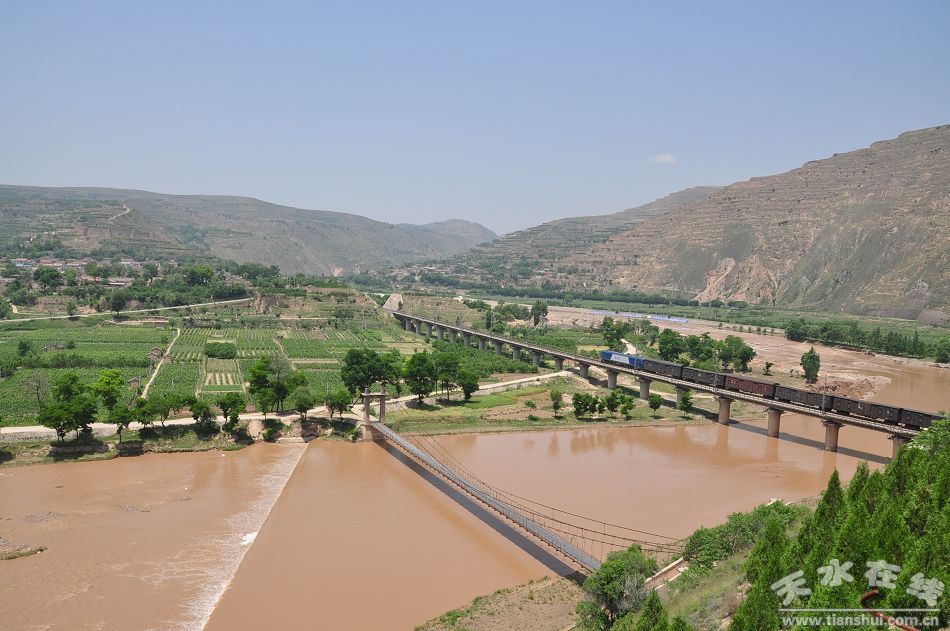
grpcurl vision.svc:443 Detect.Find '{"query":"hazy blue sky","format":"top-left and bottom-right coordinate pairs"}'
top-left (2, 1), bottom-right (948, 233)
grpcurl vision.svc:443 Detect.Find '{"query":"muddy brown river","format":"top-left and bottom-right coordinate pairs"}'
top-left (1, 351), bottom-right (947, 630)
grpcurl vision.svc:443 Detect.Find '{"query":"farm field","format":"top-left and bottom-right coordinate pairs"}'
top-left (0, 304), bottom-right (430, 426)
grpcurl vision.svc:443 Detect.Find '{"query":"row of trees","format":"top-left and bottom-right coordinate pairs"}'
top-left (785, 317), bottom-right (949, 360)
top-left (729, 420), bottom-right (949, 630)
top-left (572, 390), bottom-right (692, 419)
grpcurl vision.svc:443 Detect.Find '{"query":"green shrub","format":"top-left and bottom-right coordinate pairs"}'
top-left (205, 342), bottom-right (237, 359)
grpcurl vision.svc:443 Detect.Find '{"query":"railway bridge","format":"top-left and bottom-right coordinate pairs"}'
top-left (392, 311), bottom-right (921, 458)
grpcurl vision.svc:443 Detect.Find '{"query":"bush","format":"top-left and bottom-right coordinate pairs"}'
top-left (205, 342), bottom-right (237, 359)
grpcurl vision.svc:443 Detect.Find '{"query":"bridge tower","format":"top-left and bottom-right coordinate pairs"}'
top-left (360, 390), bottom-right (389, 442)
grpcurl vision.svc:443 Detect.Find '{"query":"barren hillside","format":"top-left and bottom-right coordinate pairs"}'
top-left (568, 126), bottom-right (949, 321)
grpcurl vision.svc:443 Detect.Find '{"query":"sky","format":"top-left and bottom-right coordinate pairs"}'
top-left (1, 1), bottom-right (949, 234)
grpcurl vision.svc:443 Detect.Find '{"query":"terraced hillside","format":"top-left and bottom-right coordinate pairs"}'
top-left (0, 186), bottom-right (497, 274)
top-left (570, 125), bottom-right (950, 321)
top-left (434, 187), bottom-right (717, 284)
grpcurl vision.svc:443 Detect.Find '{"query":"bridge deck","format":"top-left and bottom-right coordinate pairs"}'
top-left (370, 421), bottom-right (603, 572)
top-left (392, 311), bottom-right (920, 438)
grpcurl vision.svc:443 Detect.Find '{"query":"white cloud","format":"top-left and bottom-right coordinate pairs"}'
top-left (648, 153), bottom-right (677, 165)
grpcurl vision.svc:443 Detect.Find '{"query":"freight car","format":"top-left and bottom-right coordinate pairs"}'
top-left (642, 358), bottom-right (683, 379)
top-left (774, 385), bottom-right (829, 410)
top-left (681, 366), bottom-right (725, 388)
top-left (724, 375), bottom-right (776, 398)
top-left (900, 408), bottom-right (939, 429)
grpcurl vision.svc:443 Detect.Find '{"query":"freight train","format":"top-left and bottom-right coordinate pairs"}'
top-left (599, 351), bottom-right (941, 431)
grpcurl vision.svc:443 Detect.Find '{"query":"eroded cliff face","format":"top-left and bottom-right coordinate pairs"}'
top-left (564, 125), bottom-right (950, 321)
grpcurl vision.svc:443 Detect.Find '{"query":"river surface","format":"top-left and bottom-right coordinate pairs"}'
top-left (2, 350), bottom-right (947, 630)
top-left (0, 443), bottom-right (305, 630)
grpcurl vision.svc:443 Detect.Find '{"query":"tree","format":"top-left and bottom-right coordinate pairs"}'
top-left (657, 329), bottom-right (685, 361)
top-left (647, 394), bottom-right (663, 417)
top-left (216, 392), bottom-right (247, 430)
top-left (624, 589), bottom-right (669, 631)
top-left (669, 616), bottom-right (693, 631)
top-left (801, 346), bottom-right (820, 384)
top-left (185, 264), bottom-right (214, 286)
top-left (23, 372), bottom-right (48, 406)
top-left (936, 338), bottom-right (950, 363)
top-left (325, 388), bottom-right (352, 419)
top-left (291, 387), bottom-right (315, 421)
top-left (38, 403), bottom-right (77, 442)
top-left (33, 266), bottom-right (63, 291)
top-left (729, 518), bottom-right (787, 631)
top-left (131, 397), bottom-right (155, 428)
top-left (92, 369), bottom-right (126, 411)
top-left (717, 335), bottom-right (756, 372)
top-left (619, 395), bottom-right (635, 418)
top-left (65, 301), bottom-right (77, 317)
top-left (677, 389), bottom-right (693, 414)
top-left (17, 338), bottom-right (32, 357)
top-left (190, 399), bottom-right (217, 433)
top-left (530, 300), bottom-right (548, 326)
top-left (341, 348), bottom-right (388, 396)
top-left (107, 291), bottom-right (127, 314)
top-left (572, 392), bottom-right (599, 418)
top-left (433, 351), bottom-right (460, 398)
top-left (763, 361), bottom-right (773, 376)
top-left (109, 405), bottom-right (134, 443)
top-left (604, 390), bottom-right (623, 414)
top-left (404, 352), bottom-right (438, 403)
top-left (457, 369), bottom-right (479, 401)
top-left (577, 545), bottom-right (659, 624)
top-left (549, 389), bottom-right (564, 417)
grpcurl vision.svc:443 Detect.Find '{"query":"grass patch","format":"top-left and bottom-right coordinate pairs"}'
top-left (0, 546), bottom-right (47, 561)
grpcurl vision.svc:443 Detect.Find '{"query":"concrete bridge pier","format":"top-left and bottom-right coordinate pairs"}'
top-left (360, 391), bottom-right (386, 442)
top-left (477, 337), bottom-right (486, 351)
top-left (424, 322), bottom-right (432, 337)
top-left (675, 386), bottom-right (689, 408)
top-left (767, 408), bottom-right (782, 438)
top-left (554, 357), bottom-right (564, 371)
top-left (449, 329), bottom-right (458, 343)
top-left (404, 318), bottom-right (411, 331)
top-left (437, 326), bottom-right (444, 341)
top-left (822, 419), bottom-right (842, 452)
top-left (717, 397), bottom-right (733, 425)
top-left (463, 332), bottom-right (472, 346)
top-left (889, 434), bottom-right (910, 459)
top-left (607, 369), bottom-right (618, 389)
top-left (638, 377), bottom-right (651, 400)
top-left (512, 346), bottom-right (521, 361)
top-left (494, 340), bottom-right (503, 355)
top-left (578, 363), bottom-right (590, 379)
top-left (413, 320), bottom-right (422, 334)
top-left (532, 351), bottom-right (543, 368)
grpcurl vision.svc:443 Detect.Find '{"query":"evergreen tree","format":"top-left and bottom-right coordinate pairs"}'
top-left (730, 518), bottom-right (788, 631)
top-left (669, 616), bottom-right (693, 631)
top-left (802, 471), bottom-right (846, 583)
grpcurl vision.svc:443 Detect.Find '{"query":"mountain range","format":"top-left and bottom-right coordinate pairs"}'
top-left (415, 125), bottom-right (950, 322)
top-left (0, 186), bottom-right (496, 275)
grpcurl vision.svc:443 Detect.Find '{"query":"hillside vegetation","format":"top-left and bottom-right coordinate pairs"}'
top-left (0, 186), bottom-right (496, 274)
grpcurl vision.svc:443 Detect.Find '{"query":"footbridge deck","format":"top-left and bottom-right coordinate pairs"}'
top-left (370, 421), bottom-right (683, 573)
